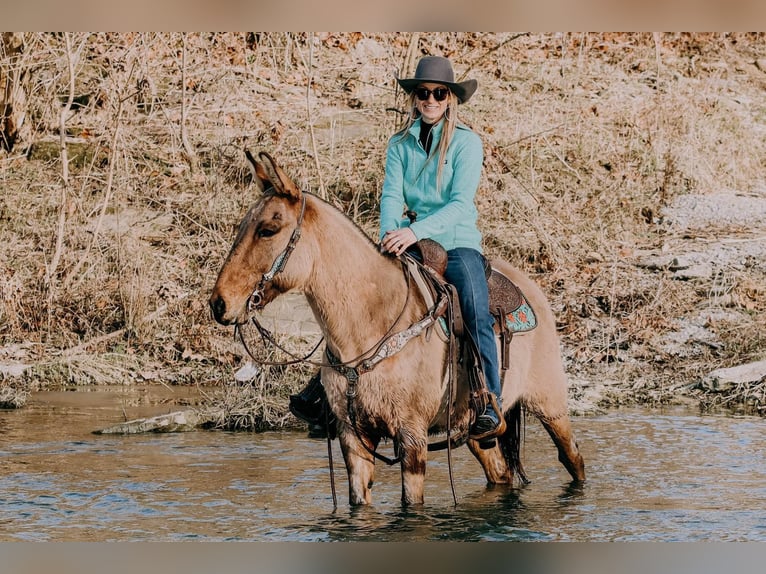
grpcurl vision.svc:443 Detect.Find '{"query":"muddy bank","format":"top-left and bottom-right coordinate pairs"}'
top-left (570, 186), bottom-right (766, 414)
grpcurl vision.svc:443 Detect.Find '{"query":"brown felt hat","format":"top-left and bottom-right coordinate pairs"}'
top-left (396, 56), bottom-right (478, 104)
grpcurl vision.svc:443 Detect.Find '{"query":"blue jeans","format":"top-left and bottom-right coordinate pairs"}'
top-left (443, 248), bottom-right (501, 408)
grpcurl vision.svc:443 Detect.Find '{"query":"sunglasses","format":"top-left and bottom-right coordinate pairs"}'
top-left (414, 87), bottom-right (450, 102)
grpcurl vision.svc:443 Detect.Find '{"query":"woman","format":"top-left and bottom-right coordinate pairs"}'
top-left (291, 56), bottom-right (504, 441)
top-left (379, 55), bottom-right (504, 441)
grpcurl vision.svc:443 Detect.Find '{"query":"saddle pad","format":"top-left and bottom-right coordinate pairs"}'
top-left (488, 268), bottom-right (537, 334)
top-left (504, 295), bottom-right (537, 333)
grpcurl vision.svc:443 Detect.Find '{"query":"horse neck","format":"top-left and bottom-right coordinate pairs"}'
top-left (303, 203), bottom-right (419, 361)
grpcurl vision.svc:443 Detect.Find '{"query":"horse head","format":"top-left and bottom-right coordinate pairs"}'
top-left (209, 151), bottom-right (310, 325)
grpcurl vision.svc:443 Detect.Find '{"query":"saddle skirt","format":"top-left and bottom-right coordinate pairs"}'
top-left (397, 241), bottom-right (538, 447)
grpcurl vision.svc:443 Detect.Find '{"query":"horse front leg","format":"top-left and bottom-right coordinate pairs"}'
top-left (398, 429), bottom-right (427, 505)
top-left (338, 427), bottom-right (377, 505)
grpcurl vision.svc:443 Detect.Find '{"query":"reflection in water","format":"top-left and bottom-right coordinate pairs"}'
top-left (1, 388), bottom-right (765, 541)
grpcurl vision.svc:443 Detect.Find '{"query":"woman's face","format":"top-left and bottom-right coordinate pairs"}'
top-left (415, 82), bottom-right (450, 124)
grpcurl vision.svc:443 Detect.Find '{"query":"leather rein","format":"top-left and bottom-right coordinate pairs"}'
top-left (237, 192), bottom-right (441, 391)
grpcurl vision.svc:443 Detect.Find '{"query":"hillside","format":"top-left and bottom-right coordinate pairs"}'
top-left (2, 32), bottom-right (765, 420)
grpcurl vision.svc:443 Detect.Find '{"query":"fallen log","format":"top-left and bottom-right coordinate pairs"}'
top-left (93, 409), bottom-right (212, 435)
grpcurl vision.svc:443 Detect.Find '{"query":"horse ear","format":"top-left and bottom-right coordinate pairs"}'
top-left (257, 151), bottom-right (302, 202)
top-left (244, 148), bottom-right (270, 193)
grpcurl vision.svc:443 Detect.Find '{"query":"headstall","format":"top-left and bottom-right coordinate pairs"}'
top-left (247, 193), bottom-right (307, 313)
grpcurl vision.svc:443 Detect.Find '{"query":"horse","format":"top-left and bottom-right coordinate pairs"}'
top-left (209, 151), bottom-right (585, 506)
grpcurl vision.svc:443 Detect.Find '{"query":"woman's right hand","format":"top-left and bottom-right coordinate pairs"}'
top-left (381, 228), bottom-right (417, 256)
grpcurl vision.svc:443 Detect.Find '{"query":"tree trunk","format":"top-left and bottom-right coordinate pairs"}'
top-left (1, 32), bottom-right (30, 153)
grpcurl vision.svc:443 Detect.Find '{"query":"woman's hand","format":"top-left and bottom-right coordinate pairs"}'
top-left (381, 228), bottom-right (418, 256)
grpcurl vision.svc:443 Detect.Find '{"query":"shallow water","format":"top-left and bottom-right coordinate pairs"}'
top-left (1, 387), bottom-right (764, 541)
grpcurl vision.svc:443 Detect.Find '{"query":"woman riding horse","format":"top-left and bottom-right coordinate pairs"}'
top-left (291, 56), bottom-right (504, 441)
top-left (210, 150), bottom-right (586, 504)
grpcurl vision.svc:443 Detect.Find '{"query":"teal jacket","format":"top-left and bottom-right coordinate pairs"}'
top-left (379, 118), bottom-right (484, 253)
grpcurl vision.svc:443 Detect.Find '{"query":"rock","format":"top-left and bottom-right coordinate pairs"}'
top-left (0, 363), bottom-right (29, 377)
top-left (661, 191), bottom-right (766, 232)
top-left (634, 252), bottom-right (674, 270)
top-left (672, 263), bottom-right (713, 280)
top-left (634, 252), bottom-right (713, 279)
top-left (701, 360), bottom-right (766, 392)
top-left (659, 309), bottom-right (743, 358)
top-left (94, 409), bottom-right (206, 434)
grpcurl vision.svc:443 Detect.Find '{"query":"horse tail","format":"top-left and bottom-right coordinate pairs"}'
top-left (499, 401), bottom-right (530, 485)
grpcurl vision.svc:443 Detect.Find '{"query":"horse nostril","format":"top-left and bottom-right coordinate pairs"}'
top-left (210, 295), bottom-right (226, 322)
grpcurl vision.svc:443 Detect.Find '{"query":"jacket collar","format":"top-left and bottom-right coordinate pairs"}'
top-left (407, 117), bottom-right (472, 139)
top-left (408, 117), bottom-right (445, 144)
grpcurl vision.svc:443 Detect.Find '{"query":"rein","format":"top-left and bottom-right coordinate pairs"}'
top-left (239, 260), bottom-right (415, 371)
top-left (238, 254), bottom-right (455, 469)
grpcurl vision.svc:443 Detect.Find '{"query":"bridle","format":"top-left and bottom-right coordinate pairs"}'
top-left (246, 193), bottom-right (307, 313)
top-left (237, 191), bottom-right (415, 373)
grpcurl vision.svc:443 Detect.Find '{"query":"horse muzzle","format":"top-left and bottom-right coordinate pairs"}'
top-left (209, 287), bottom-right (267, 325)
top-left (209, 292), bottom-right (252, 326)
top-left (209, 293), bottom-right (233, 325)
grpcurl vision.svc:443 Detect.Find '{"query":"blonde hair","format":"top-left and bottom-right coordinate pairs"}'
top-left (394, 89), bottom-right (460, 193)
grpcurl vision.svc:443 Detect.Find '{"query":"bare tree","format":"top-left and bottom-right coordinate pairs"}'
top-left (1, 32), bottom-right (30, 153)
top-left (47, 33), bottom-right (87, 292)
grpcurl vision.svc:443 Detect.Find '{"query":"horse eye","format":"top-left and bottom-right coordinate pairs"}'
top-left (257, 227), bottom-right (277, 238)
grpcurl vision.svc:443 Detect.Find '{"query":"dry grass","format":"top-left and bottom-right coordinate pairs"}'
top-left (696, 378), bottom-right (766, 414)
top-left (0, 380), bottom-right (28, 408)
top-left (2, 33), bottom-right (766, 423)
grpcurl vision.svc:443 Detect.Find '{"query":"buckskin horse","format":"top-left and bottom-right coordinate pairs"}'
top-left (209, 151), bottom-right (585, 506)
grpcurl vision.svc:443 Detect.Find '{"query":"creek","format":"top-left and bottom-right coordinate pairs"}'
top-left (1, 386), bottom-right (764, 541)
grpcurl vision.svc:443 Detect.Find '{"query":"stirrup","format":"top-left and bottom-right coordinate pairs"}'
top-left (469, 392), bottom-right (506, 441)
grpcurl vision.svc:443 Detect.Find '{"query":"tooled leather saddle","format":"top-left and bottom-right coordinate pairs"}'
top-left (404, 239), bottom-right (537, 374)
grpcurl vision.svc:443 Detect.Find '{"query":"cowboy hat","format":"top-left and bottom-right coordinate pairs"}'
top-left (396, 56), bottom-right (478, 104)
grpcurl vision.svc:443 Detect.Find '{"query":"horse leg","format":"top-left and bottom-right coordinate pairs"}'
top-left (467, 439), bottom-right (513, 484)
top-left (468, 400), bottom-right (527, 485)
top-left (539, 413), bottom-right (586, 482)
top-left (398, 431), bottom-right (428, 505)
top-left (338, 430), bottom-right (377, 505)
